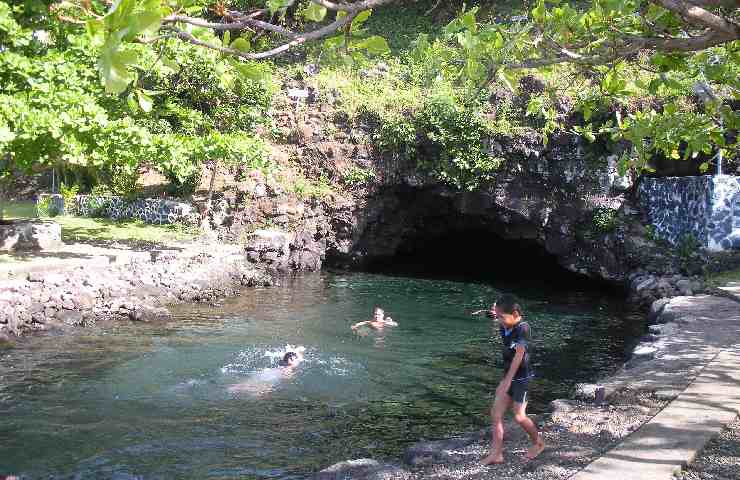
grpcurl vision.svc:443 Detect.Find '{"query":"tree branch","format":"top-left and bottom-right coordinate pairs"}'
top-left (163, 13), bottom-right (299, 39)
top-left (165, 11), bottom-right (357, 60)
top-left (504, 27), bottom-right (737, 70)
top-left (653, 0), bottom-right (740, 37)
top-left (309, 0), bottom-right (399, 12)
top-left (685, 0), bottom-right (740, 8)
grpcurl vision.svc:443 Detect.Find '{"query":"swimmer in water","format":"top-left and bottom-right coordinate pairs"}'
top-left (228, 347), bottom-right (305, 396)
top-left (351, 306), bottom-right (398, 331)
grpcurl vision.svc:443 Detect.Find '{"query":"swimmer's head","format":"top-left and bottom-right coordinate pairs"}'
top-left (373, 306), bottom-right (384, 321)
top-left (278, 351), bottom-right (301, 367)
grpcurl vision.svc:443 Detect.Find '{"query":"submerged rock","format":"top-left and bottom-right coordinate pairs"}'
top-left (128, 304), bottom-right (170, 322)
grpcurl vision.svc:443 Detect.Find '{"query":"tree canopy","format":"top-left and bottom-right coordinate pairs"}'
top-left (1, 0), bottom-right (738, 203)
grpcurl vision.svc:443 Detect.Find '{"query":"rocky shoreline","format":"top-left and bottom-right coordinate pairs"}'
top-left (0, 242), bottom-right (276, 343)
top-left (315, 292), bottom-right (740, 480)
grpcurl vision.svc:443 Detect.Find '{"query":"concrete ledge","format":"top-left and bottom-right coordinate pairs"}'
top-left (572, 346), bottom-right (740, 480)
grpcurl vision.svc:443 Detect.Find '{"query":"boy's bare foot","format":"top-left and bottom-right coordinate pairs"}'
top-left (481, 452), bottom-right (504, 465)
top-left (525, 440), bottom-right (545, 460)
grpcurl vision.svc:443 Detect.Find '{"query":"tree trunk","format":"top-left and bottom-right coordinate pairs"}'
top-left (201, 161), bottom-right (218, 231)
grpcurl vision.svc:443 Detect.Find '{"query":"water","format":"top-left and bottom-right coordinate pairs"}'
top-left (0, 272), bottom-right (643, 479)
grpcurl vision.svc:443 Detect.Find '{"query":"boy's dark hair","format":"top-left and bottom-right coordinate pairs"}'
top-left (496, 294), bottom-right (523, 315)
top-left (278, 351), bottom-right (297, 367)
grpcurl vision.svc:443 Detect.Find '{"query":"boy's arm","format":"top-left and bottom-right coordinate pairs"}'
top-left (496, 345), bottom-right (526, 394)
top-left (351, 321), bottom-right (369, 329)
top-left (384, 317), bottom-right (398, 326)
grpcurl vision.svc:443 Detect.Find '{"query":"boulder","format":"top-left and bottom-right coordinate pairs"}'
top-left (128, 304), bottom-right (170, 322)
top-left (574, 383), bottom-right (602, 402)
top-left (630, 345), bottom-right (658, 363)
top-left (648, 298), bottom-right (671, 324)
top-left (316, 459), bottom-right (410, 480)
top-left (0, 220), bottom-right (62, 252)
top-left (657, 302), bottom-right (681, 324)
top-left (56, 309), bottom-right (84, 326)
top-left (675, 279), bottom-right (694, 296)
top-left (403, 432), bottom-right (484, 466)
top-left (245, 229), bottom-right (291, 255)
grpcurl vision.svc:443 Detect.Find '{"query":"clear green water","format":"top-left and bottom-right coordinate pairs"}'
top-left (0, 272), bottom-right (643, 479)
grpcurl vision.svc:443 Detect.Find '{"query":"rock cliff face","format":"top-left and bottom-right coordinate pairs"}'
top-left (326, 132), bottom-right (654, 284)
top-left (212, 86), bottom-right (724, 304)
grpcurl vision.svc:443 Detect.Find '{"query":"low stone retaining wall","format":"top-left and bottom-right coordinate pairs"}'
top-left (638, 175), bottom-right (739, 251)
top-left (0, 245), bottom-right (272, 337)
top-left (36, 194), bottom-right (197, 225)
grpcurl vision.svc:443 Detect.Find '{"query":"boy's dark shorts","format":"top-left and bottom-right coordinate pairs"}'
top-left (507, 379), bottom-right (529, 404)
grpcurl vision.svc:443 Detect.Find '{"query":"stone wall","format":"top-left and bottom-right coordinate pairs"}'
top-left (37, 194), bottom-right (197, 225)
top-left (638, 175), bottom-right (739, 251)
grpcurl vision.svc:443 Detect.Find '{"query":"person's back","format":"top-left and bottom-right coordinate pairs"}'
top-left (228, 350), bottom-right (303, 397)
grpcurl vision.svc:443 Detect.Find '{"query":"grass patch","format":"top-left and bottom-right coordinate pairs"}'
top-left (58, 217), bottom-right (198, 244)
top-left (1, 201), bottom-right (37, 219)
top-left (1, 201), bottom-right (197, 245)
top-left (706, 268), bottom-right (740, 287)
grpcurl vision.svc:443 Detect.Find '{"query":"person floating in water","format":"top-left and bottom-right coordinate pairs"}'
top-left (351, 306), bottom-right (398, 331)
top-left (228, 347), bottom-right (305, 397)
top-left (477, 294), bottom-right (545, 464)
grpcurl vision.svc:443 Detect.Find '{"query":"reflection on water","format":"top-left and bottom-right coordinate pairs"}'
top-left (0, 272), bottom-right (644, 479)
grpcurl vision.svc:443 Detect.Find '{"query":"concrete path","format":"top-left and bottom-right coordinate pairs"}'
top-left (572, 299), bottom-right (740, 480)
top-left (717, 281), bottom-right (740, 300)
top-left (0, 242), bottom-right (188, 280)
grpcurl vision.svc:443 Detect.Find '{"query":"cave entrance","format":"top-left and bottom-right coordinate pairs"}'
top-left (364, 227), bottom-right (616, 294)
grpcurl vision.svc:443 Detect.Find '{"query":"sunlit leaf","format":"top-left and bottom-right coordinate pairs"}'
top-left (353, 35), bottom-right (389, 55)
top-left (136, 90), bottom-right (153, 112)
top-left (303, 2), bottom-right (327, 22)
top-left (231, 37), bottom-right (251, 52)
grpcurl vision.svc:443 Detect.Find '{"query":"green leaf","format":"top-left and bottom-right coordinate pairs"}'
top-left (232, 61), bottom-right (272, 85)
top-left (127, 91), bottom-right (139, 112)
top-left (532, 0), bottom-right (547, 23)
top-left (223, 30), bottom-right (230, 47)
top-left (267, 0), bottom-right (292, 14)
top-left (230, 37), bottom-right (251, 52)
top-left (492, 31), bottom-right (504, 50)
top-left (190, 26), bottom-right (217, 43)
top-left (86, 19), bottom-right (105, 42)
top-left (161, 57), bottom-right (181, 74)
top-left (353, 35), bottom-right (389, 55)
top-left (353, 9), bottom-right (372, 27)
top-left (461, 8), bottom-right (478, 32)
top-left (98, 44), bottom-right (138, 94)
top-left (324, 35), bottom-right (344, 50)
top-left (498, 69), bottom-right (517, 93)
top-left (303, 2), bottom-right (327, 22)
top-left (136, 90), bottom-right (153, 112)
top-left (0, 125), bottom-right (15, 143)
top-left (127, 5), bottom-right (162, 40)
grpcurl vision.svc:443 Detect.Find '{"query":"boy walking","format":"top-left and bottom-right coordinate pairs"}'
top-left (480, 294), bottom-right (545, 464)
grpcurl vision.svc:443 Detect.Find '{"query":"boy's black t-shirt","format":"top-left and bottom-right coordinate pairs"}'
top-left (499, 321), bottom-right (534, 381)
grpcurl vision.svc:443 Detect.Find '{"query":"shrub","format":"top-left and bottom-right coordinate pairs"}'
top-left (592, 207), bottom-right (618, 233)
top-left (59, 182), bottom-right (79, 215)
top-left (36, 195), bottom-right (59, 217)
top-left (415, 95), bottom-right (500, 190)
top-left (342, 166), bottom-right (376, 186)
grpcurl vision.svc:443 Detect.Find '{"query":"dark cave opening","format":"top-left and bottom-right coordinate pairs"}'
top-left (363, 227), bottom-right (623, 295)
